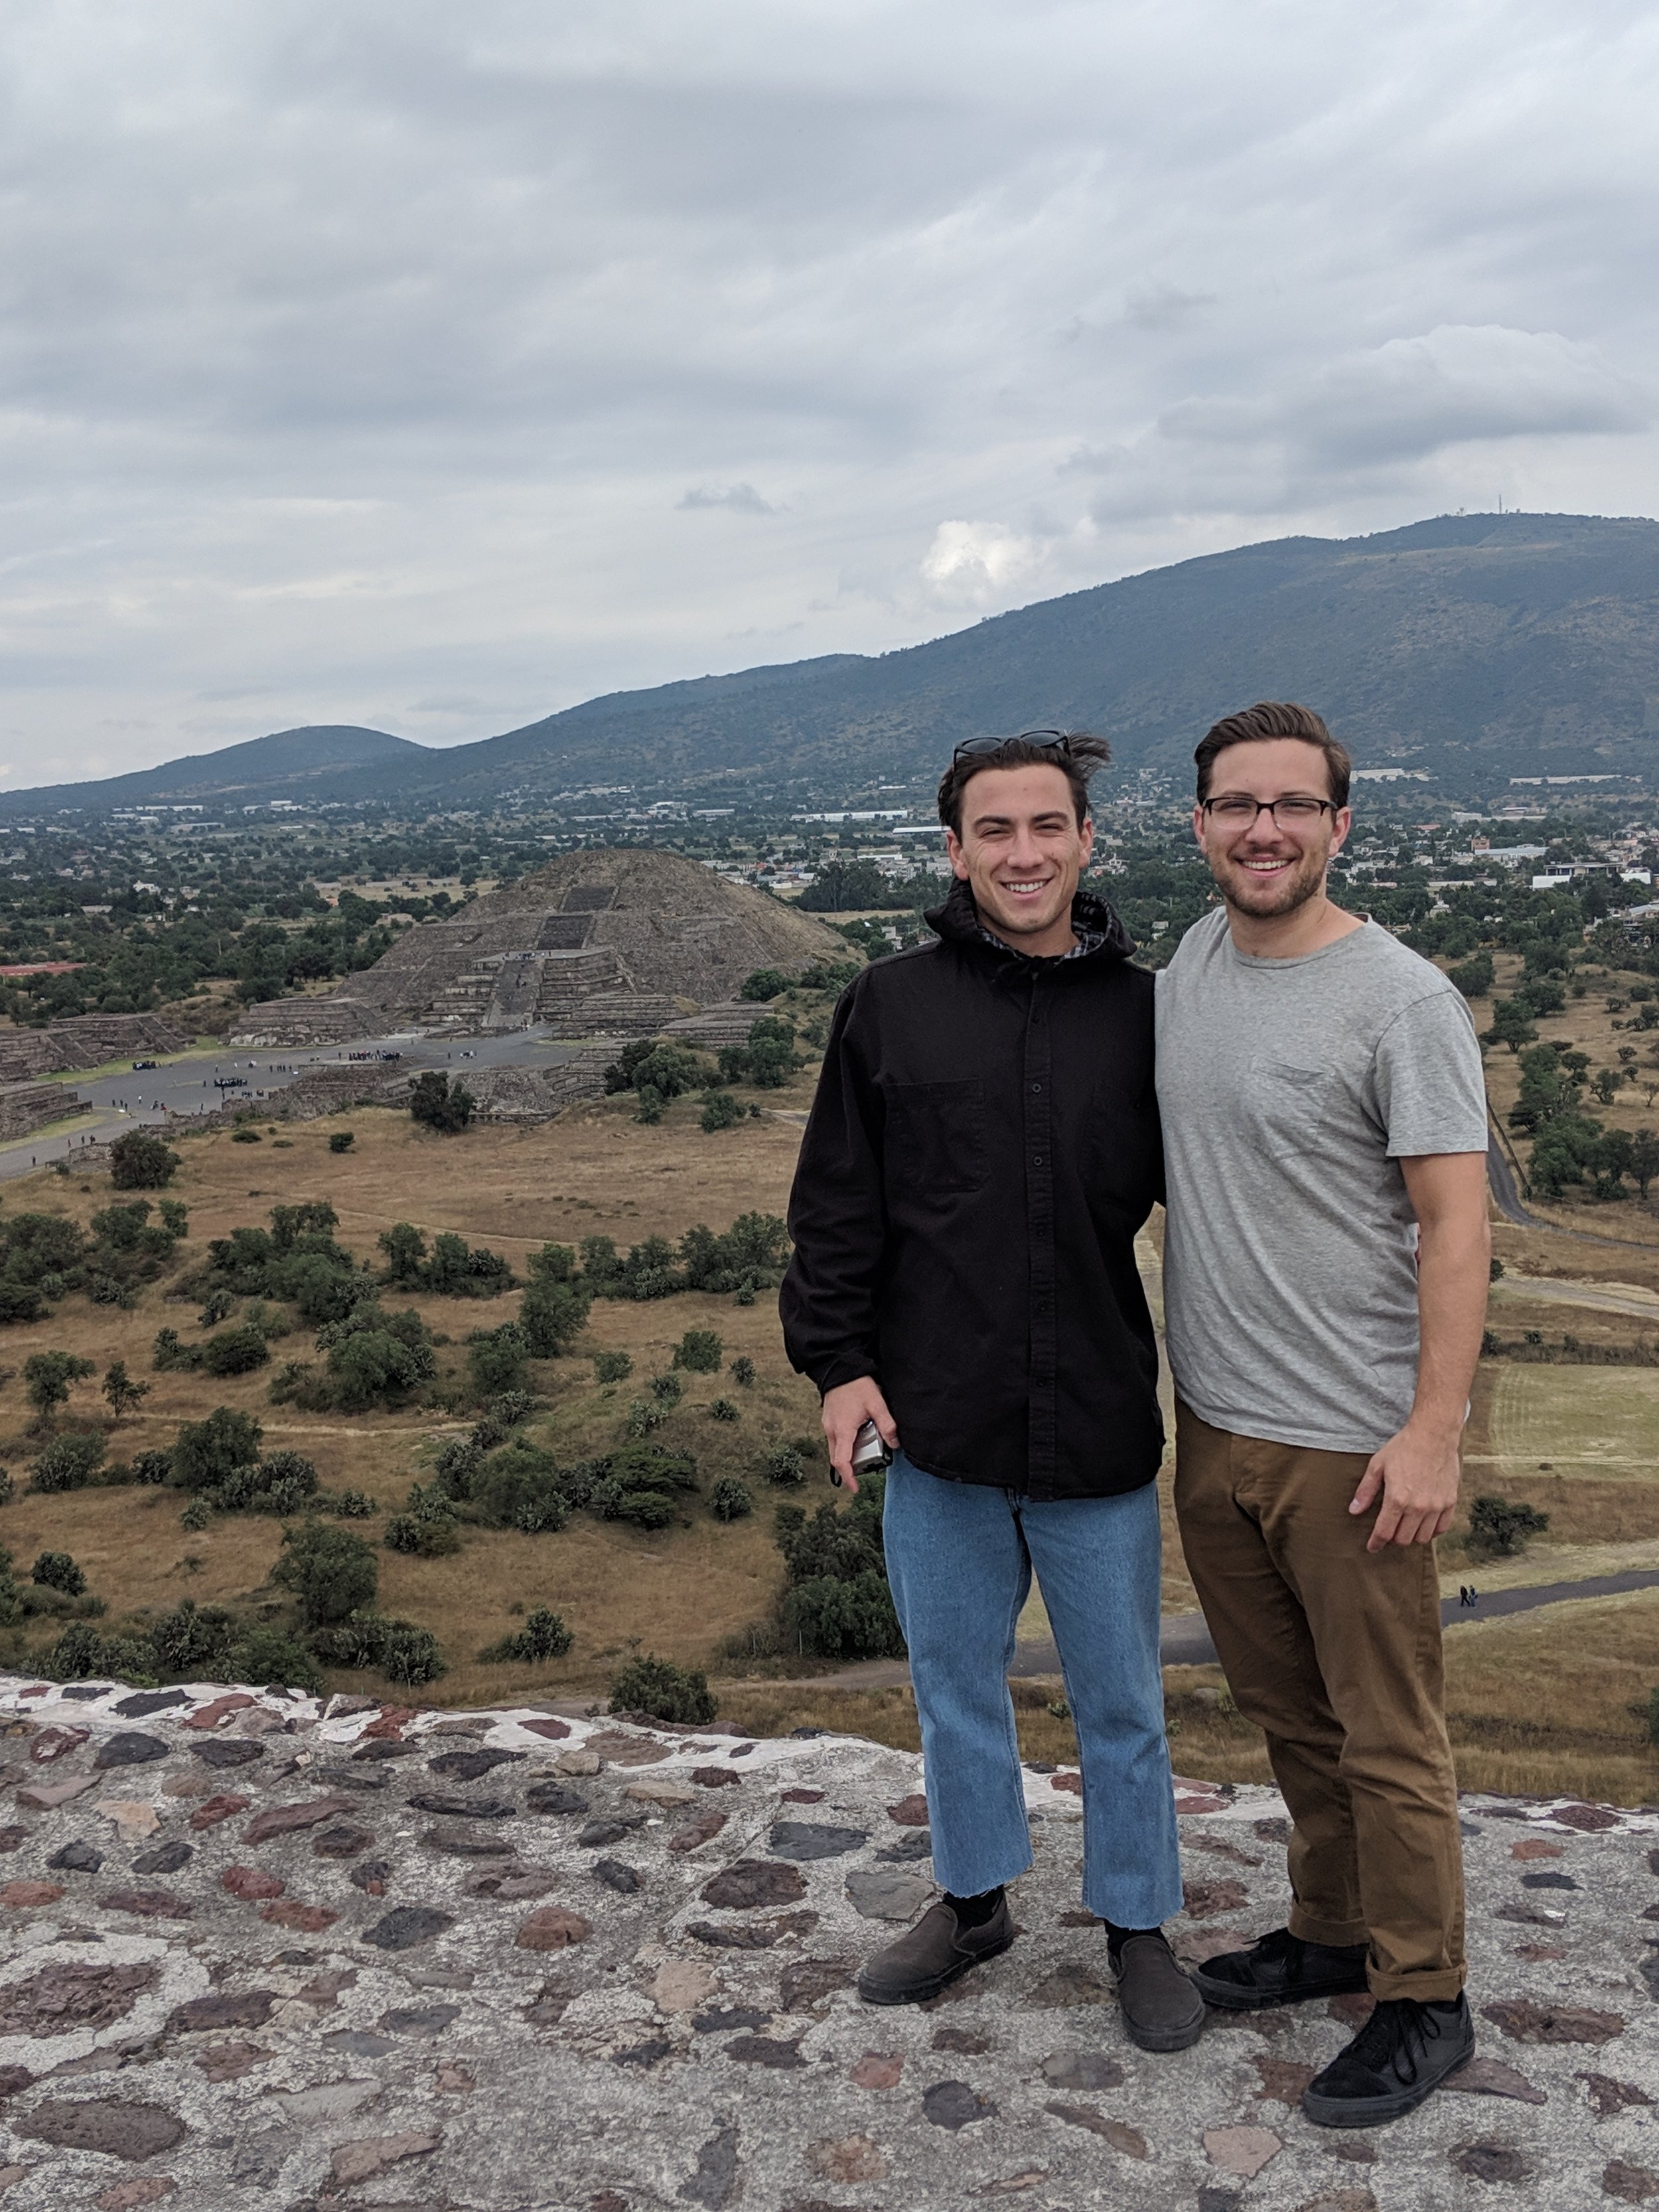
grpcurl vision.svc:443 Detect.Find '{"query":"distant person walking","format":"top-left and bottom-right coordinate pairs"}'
top-left (780, 731), bottom-right (1199, 2051)
top-left (1157, 701), bottom-right (1490, 2128)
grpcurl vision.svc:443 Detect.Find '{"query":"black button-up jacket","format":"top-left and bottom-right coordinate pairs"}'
top-left (778, 879), bottom-right (1164, 1502)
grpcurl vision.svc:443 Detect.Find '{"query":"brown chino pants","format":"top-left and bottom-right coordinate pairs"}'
top-left (1173, 1402), bottom-right (1465, 2002)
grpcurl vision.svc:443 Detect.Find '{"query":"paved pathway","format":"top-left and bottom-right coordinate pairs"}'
top-left (0, 1024), bottom-right (583, 1182)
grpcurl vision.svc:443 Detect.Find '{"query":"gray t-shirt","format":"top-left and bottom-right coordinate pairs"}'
top-left (1155, 908), bottom-right (1489, 1453)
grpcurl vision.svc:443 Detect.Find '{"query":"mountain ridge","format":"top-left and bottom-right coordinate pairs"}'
top-left (11, 512), bottom-right (1659, 813)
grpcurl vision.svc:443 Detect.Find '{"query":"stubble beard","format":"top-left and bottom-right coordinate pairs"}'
top-left (1214, 846), bottom-right (1327, 921)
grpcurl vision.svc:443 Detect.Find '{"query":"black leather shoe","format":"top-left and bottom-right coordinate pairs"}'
top-left (1302, 1994), bottom-right (1475, 2128)
top-left (1190, 1925), bottom-right (1370, 2012)
top-left (857, 1896), bottom-right (1015, 2005)
top-left (1108, 1929), bottom-right (1206, 2051)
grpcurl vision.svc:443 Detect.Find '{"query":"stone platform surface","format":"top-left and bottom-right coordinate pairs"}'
top-left (0, 1674), bottom-right (1652, 2211)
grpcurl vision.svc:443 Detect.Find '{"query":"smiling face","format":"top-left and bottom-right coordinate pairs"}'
top-left (1194, 737), bottom-right (1350, 921)
top-left (945, 761), bottom-right (1093, 957)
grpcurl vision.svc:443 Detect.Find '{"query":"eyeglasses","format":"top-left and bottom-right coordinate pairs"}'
top-left (1200, 795), bottom-right (1337, 826)
top-left (952, 729), bottom-right (1070, 766)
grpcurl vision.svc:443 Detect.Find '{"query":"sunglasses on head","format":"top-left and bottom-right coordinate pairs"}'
top-left (952, 729), bottom-right (1071, 766)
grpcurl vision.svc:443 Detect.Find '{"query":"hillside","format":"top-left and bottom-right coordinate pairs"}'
top-left (12, 510), bottom-right (1659, 814)
top-left (3, 724), bottom-right (424, 812)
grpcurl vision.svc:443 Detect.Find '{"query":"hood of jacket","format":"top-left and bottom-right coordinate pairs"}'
top-left (924, 873), bottom-right (1137, 963)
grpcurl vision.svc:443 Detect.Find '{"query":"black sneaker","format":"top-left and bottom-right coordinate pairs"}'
top-left (1302, 1994), bottom-right (1475, 2128)
top-left (1107, 1929), bottom-right (1206, 2052)
top-left (857, 1895), bottom-right (1015, 2005)
top-left (1190, 1925), bottom-right (1370, 2012)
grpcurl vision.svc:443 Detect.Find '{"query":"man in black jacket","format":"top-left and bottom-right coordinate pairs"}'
top-left (780, 731), bottom-right (1199, 2051)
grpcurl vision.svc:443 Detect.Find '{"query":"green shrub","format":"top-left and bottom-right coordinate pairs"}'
top-left (31, 1550), bottom-right (86, 1597)
top-left (329, 1487), bottom-right (376, 1518)
top-left (152, 1327), bottom-right (186, 1370)
top-left (1466, 1495), bottom-right (1551, 1560)
top-left (309, 1613), bottom-right (445, 1685)
top-left (231, 1128), bottom-right (261, 1144)
top-left (229, 1623), bottom-right (323, 1692)
top-left (328, 1132), bottom-right (355, 1153)
top-left (409, 1072), bottom-right (474, 1133)
top-left (762, 1442), bottom-right (808, 1487)
top-left (673, 1329), bottom-right (723, 1374)
top-left (520, 1275), bottom-right (592, 1357)
top-left (730, 1356), bottom-right (755, 1387)
top-left (29, 1431), bottom-right (108, 1494)
top-left (39, 1621), bottom-right (159, 1687)
top-left (200, 1325), bottom-right (271, 1377)
top-left (593, 1349), bottom-right (632, 1384)
top-left (130, 1449), bottom-right (172, 1485)
top-left (172, 1407), bottom-right (263, 1491)
top-left (478, 1607), bottom-right (574, 1664)
top-left (271, 1520), bottom-right (378, 1627)
top-left (467, 1321), bottom-right (530, 1399)
top-left (149, 1597), bottom-right (236, 1676)
top-left (739, 968), bottom-right (790, 1001)
top-left (472, 1391), bottom-right (535, 1448)
top-left (470, 1443), bottom-right (571, 1534)
top-left (24, 1350), bottom-right (96, 1424)
top-left (700, 1092), bottom-right (745, 1133)
top-left (782, 1570), bottom-right (906, 1660)
top-left (432, 1436), bottom-right (484, 1501)
top-left (383, 1481), bottom-right (463, 1556)
top-left (109, 1130), bottom-right (180, 1188)
top-left (0, 1467), bottom-right (12, 1507)
top-left (710, 1477), bottom-right (753, 1522)
top-left (179, 1495), bottom-right (212, 1532)
top-left (649, 1370), bottom-right (683, 1408)
top-left (709, 1398), bottom-right (739, 1423)
top-left (212, 1450), bottom-right (320, 1516)
top-left (609, 1653), bottom-right (716, 1725)
top-left (425, 1231), bottom-right (514, 1298)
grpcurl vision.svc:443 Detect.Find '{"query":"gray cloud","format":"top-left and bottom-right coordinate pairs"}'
top-left (0, 1), bottom-right (1655, 778)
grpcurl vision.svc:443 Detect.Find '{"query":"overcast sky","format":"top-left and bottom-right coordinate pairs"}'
top-left (2, 0), bottom-right (1656, 786)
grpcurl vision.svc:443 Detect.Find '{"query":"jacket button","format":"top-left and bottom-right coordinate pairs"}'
top-left (1032, 1155), bottom-right (1044, 1167)
top-left (1031, 1082), bottom-right (1043, 1093)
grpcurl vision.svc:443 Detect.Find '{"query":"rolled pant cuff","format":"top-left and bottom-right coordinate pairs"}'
top-left (1287, 1905), bottom-right (1368, 1949)
top-left (1366, 1968), bottom-right (1467, 2004)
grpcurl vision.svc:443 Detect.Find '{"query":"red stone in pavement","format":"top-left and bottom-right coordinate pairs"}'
top-left (518, 1718), bottom-right (570, 1741)
top-left (1512, 1839), bottom-right (1565, 1860)
top-left (886, 1795), bottom-right (930, 1826)
top-left (184, 1695), bottom-right (255, 1732)
top-left (261, 1899), bottom-right (339, 1933)
top-left (516, 1907), bottom-right (591, 1952)
top-left (222, 1867), bottom-right (285, 1900)
top-left (27, 1726), bottom-right (89, 1763)
top-left (1, 1881), bottom-right (64, 1908)
top-left (362, 1707), bottom-right (419, 1740)
top-left (242, 1795), bottom-right (354, 1844)
top-left (189, 1794), bottom-right (252, 1831)
top-left (100, 1889), bottom-right (192, 1918)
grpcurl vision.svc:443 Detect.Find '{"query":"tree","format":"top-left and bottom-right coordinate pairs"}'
top-left (272, 1520), bottom-right (378, 1628)
top-left (1466, 1495), bottom-right (1550, 1559)
top-left (171, 1407), bottom-right (264, 1491)
top-left (1482, 999), bottom-right (1538, 1055)
top-left (1630, 1128), bottom-right (1659, 1200)
top-left (31, 1550), bottom-right (87, 1597)
top-left (739, 968), bottom-right (790, 1001)
top-left (520, 1274), bottom-right (591, 1358)
top-left (1447, 953), bottom-right (1494, 1000)
top-left (29, 1431), bottom-right (107, 1493)
top-left (109, 1130), bottom-right (180, 1189)
top-left (478, 1607), bottom-right (574, 1664)
top-left (409, 1072), bottom-right (474, 1133)
top-left (102, 1361), bottom-right (149, 1422)
top-left (378, 1222), bottom-right (427, 1285)
top-left (24, 1351), bottom-right (95, 1427)
top-left (467, 1321), bottom-right (530, 1398)
top-left (673, 1329), bottom-right (723, 1373)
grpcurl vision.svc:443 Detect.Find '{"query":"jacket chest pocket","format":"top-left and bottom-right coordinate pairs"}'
top-left (1246, 1056), bottom-right (1336, 1161)
top-left (885, 1079), bottom-right (988, 1195)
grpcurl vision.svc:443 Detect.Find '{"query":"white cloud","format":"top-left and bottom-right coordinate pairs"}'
top-left (920, 519), bottom-right (1042, 604)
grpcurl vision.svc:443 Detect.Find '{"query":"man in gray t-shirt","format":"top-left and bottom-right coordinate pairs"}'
top-left (1155, 701), bottom-right (1490, 2132)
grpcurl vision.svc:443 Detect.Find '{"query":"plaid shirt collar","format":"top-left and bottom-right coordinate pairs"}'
top-left (976, 919), bottom-right (1108, 963)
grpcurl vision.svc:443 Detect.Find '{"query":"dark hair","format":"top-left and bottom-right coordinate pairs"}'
top-left (1194, 701), bottom-right (1351, 809)
top-left (937, 731), bottom-right (1112, 837)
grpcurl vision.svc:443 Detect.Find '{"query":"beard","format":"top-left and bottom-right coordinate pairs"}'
top-left (1212, 844), bottom-right (1329, 918)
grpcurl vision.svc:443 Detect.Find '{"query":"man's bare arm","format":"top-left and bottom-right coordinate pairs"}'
top-left (1348, 1151), bottom-right (1490, 1553)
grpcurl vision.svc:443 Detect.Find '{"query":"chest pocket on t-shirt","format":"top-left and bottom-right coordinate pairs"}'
top-left (1246, 1057), bottom-right (1336, 1162)
top-left (885, 1079), bottom-right (987, 1195)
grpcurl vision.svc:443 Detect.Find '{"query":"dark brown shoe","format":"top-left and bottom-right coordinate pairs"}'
top-left (857, 1897), bottom-right (1015, 2005)
top-left (1108, 1929), bottom-right (1206, 2051)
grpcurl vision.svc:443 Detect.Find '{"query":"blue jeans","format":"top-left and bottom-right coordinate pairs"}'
top-left (883, 1451), bottom-right (1183, 1928)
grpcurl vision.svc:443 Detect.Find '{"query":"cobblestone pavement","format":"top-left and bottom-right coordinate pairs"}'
top-left (0, 1673), bottom-right (1652, 2209)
